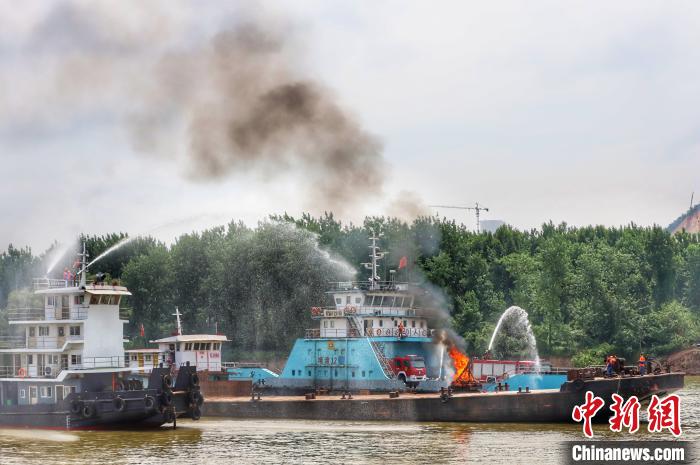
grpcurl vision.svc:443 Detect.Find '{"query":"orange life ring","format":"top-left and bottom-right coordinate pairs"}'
top-left (375, 328), bottom-right (382, 336)
top-left (348, 306), bottom-right (357, 314)
top-left (17, 367), bottom-right (27, 378)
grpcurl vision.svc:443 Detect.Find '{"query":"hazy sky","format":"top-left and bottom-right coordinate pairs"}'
top-left (2, 1), bottom-right (700, 252)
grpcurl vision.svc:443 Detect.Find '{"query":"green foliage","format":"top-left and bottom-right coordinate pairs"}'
top-left (571, 343), bottom-right (615, 368)
top-left (2, 216), bottom-right (700, 362)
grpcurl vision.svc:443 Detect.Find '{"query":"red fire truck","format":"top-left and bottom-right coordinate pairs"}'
top-left (391, 355), bottom-right (427, 388)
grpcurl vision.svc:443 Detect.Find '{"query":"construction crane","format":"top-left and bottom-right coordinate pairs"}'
top-left (429, 203), bottom-right (490, 233)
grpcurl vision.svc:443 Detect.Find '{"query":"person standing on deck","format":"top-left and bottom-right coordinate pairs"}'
top-left (606, 355), bottom-right (614, 377)
top-left (638, 354), bottom-right (646, 376)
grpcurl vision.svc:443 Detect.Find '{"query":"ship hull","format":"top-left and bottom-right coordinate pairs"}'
top-left (0, 367), bottom-right (203, 430)
top-left (202, 372), bottom-right (684, 423)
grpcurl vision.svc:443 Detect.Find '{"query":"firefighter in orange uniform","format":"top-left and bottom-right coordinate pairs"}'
top-left (638, 354), bottom-right (646, 376)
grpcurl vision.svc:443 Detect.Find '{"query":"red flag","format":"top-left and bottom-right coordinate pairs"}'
top-left (139, 323), bottom-right (145, 337)
top-left (398, 256), bottom-right (408, 270)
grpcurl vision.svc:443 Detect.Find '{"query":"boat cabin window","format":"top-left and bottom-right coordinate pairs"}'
top-left (335, 298), bottom-right (342, 305)
top-left (28, 354), bottom-right (34, 365)
top-left (355, 297), bottom-right (361, 304)
top-left (71, 354), bottom-right (81, 365)
top-left (145, 355), bottom-right (152, 361)
top-left (29, 327), bottom-right (35, 337)
top-left (39, 326), bottom-right (49, 336)
top-left (205, 343), bottom-right (211, 350)
top-left (58, 327), bottom-right (65, 337)
top-left (194, 343), bottom-right (200, 350)
top-left (20, 389), bottom-right (26, 399)
top-left (47, 296), bottom-right (56, 307)
top-left (130, 355), bottom-right (137, 361)
top-left (420, 321), bottom-right (425, 328)
top-left (346, 296), bottom-right (351, 304)
top-left (185, 343), bottom-right (192, 350)
top-left (70, 326), bottom-right (80, 336)
top-left (213, 343), bottom-right (220, 350)
top-left (411, 320), bottom-right (416, 328)
top-left (74, 295), bottom-right (84, 305)
top-left (169, 344), bottom-right (175, 351)
top-left (40, 386), bottom-right (53, 398)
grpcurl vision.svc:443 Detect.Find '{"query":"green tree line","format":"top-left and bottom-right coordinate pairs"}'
top-left (1, 214), bottom-right (699, 364)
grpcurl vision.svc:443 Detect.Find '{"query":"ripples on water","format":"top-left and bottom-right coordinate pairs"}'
top-left (1, 377), bottom-right (698, 465)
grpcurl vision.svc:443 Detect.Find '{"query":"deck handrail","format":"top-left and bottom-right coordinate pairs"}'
top-left (221, 362), bottom-right (270, 369)
top-left (311, 306), bottom-right (430, 318)
top-left (6, 307), bottom-right (89, 321)
top-left (0, 355), bottom-right (126, 379)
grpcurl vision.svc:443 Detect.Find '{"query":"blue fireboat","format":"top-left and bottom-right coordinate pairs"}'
top-left (266, 235), bottom-right (448, 392)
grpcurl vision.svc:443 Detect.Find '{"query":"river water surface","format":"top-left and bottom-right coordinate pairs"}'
top-left (1, 377), bottom-right (698, 465)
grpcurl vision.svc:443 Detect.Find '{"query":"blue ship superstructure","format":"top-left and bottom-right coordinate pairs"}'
top-left (268, 236), bottom-right (449, 392)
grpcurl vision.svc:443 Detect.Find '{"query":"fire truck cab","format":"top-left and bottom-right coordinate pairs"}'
top-left (391, 355), bottom-right (427, 388)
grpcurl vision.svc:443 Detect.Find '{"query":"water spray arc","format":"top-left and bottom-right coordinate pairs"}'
top-left (487, 306), bottom-right (541, 370)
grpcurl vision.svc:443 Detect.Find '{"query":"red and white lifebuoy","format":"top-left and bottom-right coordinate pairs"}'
top-left (17, 367), bottom-right (27, 378)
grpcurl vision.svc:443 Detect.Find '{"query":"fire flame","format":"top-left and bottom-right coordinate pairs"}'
top-left (448, 345), bottom-right (476, 385)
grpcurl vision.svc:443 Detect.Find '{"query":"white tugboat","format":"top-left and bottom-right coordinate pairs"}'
top-left (126, 308), bottom-right (228, 374)
top-left (0, 244), bottom-right (203, 429)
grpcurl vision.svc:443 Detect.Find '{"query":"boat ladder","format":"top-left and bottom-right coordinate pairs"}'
top-left (349, 315), bottom-right (394, 379)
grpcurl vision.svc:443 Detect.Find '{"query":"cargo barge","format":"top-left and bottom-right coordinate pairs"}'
top-left (202, 371), bottom-right (684, 422)
top-left (0, 244), bottom-right (202, 429)
top-left (202, 236), bottom-right (685, 422)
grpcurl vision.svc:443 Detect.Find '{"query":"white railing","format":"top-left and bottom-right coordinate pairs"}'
top-left (0, 356), bottom-right (126, 378)
top-left (311, 306), bottom-right (424, 318)
top-left (329, 281), bottom-right (410, 291)
top-left (7, 307), bottom-right (88, 321)
top-left (365, 327), bottom-right (433, 338)
top-left (221, 362), bottom-right (268, 369)
top-left (33, 278), bottom-right (72, 290)
top-left (73, 356), bottom-right (126, 370)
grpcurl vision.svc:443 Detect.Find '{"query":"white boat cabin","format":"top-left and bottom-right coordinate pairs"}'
top-left (126, 309), bottom-right (228, 373)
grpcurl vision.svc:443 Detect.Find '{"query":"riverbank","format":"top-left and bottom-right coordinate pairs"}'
top-left (665, 347), bottom-right (700, 375)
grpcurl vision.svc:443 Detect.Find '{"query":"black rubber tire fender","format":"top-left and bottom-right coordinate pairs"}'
top-left (82, 402), bottom-right (96, 418)
top-left (162, 374), bottom-right (173, 389)
top-left (70, 399), bottom-right (82, 415)
top-left (190, 372), bottom-right (200, 387)
top-left (572, 378), bottom-right (585, 391)
top-left (113, 396), bottom-right (126, 413)
top-left (191, 406), bottom-right (202, 421)
top-left (144, 395), bottom-right (156, 411)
